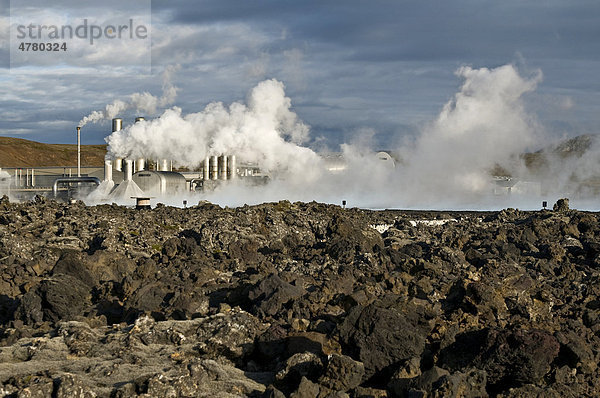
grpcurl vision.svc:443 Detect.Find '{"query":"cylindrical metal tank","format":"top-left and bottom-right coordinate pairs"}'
top-left (210, 156), bottom-right (218, 180)
top-left (218, 155), bottom-right (228, 180)
top-left (112, 118), bottom-right (123, 132)
top-left (104, 160), bottom-right (113, 182)
top-left (124, 159), bottom-right (133, 181)
top-left (228, 155), bottom-right (236, 180)
top-left (203, 157), bottom-right (209, 180)
top-left (135, 117), bottom-right (145, 123)
top-left (132, 171), bottom-right (187, 196)
top-left (136, 158), bottom-right (145, 172)
top-left (114, 158), bottom-right (123, 172)
top-left (375, 151), bottom-right (396, 168)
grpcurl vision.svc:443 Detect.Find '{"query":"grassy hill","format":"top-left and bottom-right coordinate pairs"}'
top-left (0, 137), bottom-right (106, 167)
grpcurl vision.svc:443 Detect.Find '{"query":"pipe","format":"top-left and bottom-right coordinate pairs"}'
top-left (114, 158), bottom-right (123, 172)
top-left (124, 159), bottom-right (133, 181)
top-left (104, 160), bottom-right (113, 182)
top-left (210, 156), bottom-right (218, 180)
top-left (203, 157), bottom-right (209, 180)
top-left (77, 126), bottom-right (81, 177)
top-left (135, 117), bottom-right (145, 123)
top-left (53, 177), bottom-right (101, 197)
top-left (31, 169), bottom-right (35, 187)
top-left (228, 155), bottom-right (236, 180)
top-left (136, 158), bottom-right (145, 172)
top-left (112, 118), bottom-right (123, 132)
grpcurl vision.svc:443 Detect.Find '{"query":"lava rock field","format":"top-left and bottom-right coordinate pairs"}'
top-left (0, 196), bottom-right (599, 397)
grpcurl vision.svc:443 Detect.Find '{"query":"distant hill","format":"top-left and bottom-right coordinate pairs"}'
top-left (522, 134), bottom-right (597, 173)
top-left (0, 137), bottom-right (106, 167)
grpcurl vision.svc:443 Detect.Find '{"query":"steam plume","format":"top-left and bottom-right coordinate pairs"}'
top-left (106, 79), bottom-right (319, 180)
top-left (397, 64), bottom-right (543, 207)
top-left (97, 64), bottom-right (584, 210)
top-left (78, 65), bottom-right (180, 127)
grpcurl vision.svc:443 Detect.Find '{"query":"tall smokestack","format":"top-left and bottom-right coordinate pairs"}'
top-left (76, 126), bottom-right (81, 177)
top-left (136, 158), bottom-right (145, 172)
top-left (228, 155), bottom-right (236, 180)
top-left (104, 160), bottom-right (113, 182)
top-left (124, 159), bottom-right (133, 181)
top-left (203, 157), bottom-right (209, 180)
top-left (112, 118), bottom-right (123, 132)
top-left (134, 118), bottom-right (145, 172)
top-left (111, 119), bottom-right (123, 172)
top-left (210, 156), bottom-right (218, 180)
top-left (218, 155), bottom-right (228, 180)
top-left (160, 159), bottom-right (169, 172)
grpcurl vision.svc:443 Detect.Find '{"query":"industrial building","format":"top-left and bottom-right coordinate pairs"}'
top-left (0, 117), bottom-right (400, 202)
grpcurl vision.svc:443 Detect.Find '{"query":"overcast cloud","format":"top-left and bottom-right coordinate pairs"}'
top-left (0, 0), bottom-right (599, 148)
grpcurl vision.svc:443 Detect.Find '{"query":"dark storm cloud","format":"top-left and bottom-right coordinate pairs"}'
top-left (1, 0), bottom-right (599, 146)
top-left (161, 0), bottom-right (600, 63)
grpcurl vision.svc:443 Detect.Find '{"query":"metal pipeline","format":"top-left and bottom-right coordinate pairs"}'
top-left (190, 178), bottom-right (204, 191)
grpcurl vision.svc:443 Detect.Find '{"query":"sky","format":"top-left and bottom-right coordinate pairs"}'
top-left (0, 0), bottom-right (599, 149)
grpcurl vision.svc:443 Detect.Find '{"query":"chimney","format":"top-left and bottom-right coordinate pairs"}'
top-left (124, 159), bottom-right (133, 181)
top-left (104, 159), bottom-right (113, 182)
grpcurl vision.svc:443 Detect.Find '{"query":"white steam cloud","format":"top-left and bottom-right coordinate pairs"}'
top-left (106, 79), bottom-right (318, 180)
top-left (78, 65), bottom-right (180, 127)
top-left (95, 63), bottom-right (595, 210)
top-left (397, 65), bottom-right (543, 207)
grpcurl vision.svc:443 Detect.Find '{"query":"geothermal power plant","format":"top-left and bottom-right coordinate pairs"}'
top-left (0, 117), bottom-right (397, 204)
top-left (102, 117), bottom-right (244, 200)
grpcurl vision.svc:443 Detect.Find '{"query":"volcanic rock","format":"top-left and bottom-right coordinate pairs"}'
top-left (0, 199), bottom-right (599, 396)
